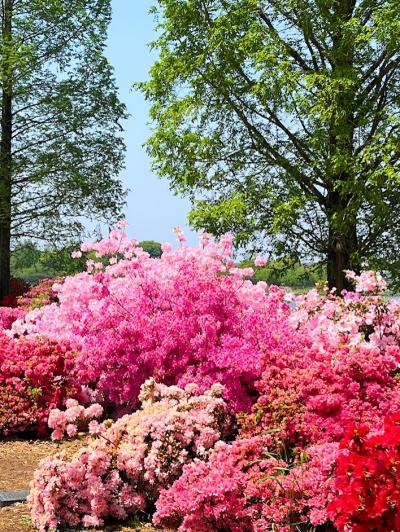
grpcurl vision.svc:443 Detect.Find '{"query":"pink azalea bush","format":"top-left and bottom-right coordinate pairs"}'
top-left (154, 437), bottom-right (339, 532)
top-left (2, 223), bottom-right (399, 530)
top-left (48, 399), bottom-right (104, 440)
top-left (247, 341), bottom-right (400, 447)
top-left (15, 225), bottom-right (297, 413)
top-left (29, 379), bottom-right (232, 531)
top-left (155, 269), bottom-right (400, 530)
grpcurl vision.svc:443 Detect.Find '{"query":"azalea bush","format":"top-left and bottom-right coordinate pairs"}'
top-left (246, 341), bottom-right (400, 447)
top-left (15, 225), bottom-right (296, 413)
top-left (328, 414), bottom-right (400, 531)
top-left (154, 437), bottom-right (339, 532)
top-left (0, 333), bottom-right (79, 436)
top-left (0, 224), bottom-right (398, 530)
top-left (17, 276), bottom-right (64, 310)
top-left (28, 379), bottom-right (232, 531)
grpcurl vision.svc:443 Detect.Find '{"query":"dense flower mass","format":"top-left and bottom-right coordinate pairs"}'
top-left (154, 437), bottom-right (339, 532)
top-left (14, 227), bottom-right (296, 413)
top-left (17, 277), bottom-right (64, 310)
top-left (328, 414), bottom-right (400, 531)
top-left (0, 225), bottom-right (399, 530)
top-left (28, 379), bottom-right (232, 531)
top-left (0, 333), bottom-right (79, 436)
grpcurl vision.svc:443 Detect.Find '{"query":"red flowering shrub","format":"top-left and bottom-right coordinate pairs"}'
top-left (17, 277), bottom-right (63, 310)
top-left (247, 342), bottom-right (400, 447)
top-left (0, 277), bottom-right (30, 307)
top-left (0, 332), bottom-right (79, 436)
top-left (328, 414), bottom-right (400, 532)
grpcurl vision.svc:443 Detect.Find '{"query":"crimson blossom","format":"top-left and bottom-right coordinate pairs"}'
top-left (328, 414), bottom-right (400, 532)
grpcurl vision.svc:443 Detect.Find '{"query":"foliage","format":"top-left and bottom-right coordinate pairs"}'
top-left (243, 257), bottom-right (325, 289)
top-left (139, 240), bottom-right (162, 258)
top-left (328, 415), bottom-right (400, 532)
top-left (140, 0), bottom-right (400, 290)
top-left (0, 333), bottom-right (79, 436)
top-left (0, 0), bottom-right (127, 298)
top-left (28, 379), bottom-right (232, 531)
top-left (0, 0), bottom-right (127, 241)
top-left (10, 241), bottom-right (87, 284)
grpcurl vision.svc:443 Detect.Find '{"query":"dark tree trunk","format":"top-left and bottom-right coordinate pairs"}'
top-left (0, 0), bottom-right (13, 301)
top-left (326, 190), bottom-right (359, 293)
top-left (325, 0), bottom-right (358, 293)
top-left (327, 221), bottom-right (358, 294)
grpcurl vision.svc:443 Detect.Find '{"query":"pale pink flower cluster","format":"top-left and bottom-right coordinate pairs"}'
top-left (48, 399), bottom-right (103, 440)
top-left (345, 269), bottom-right (387, 293)
top-left (29, 379), bottom-right (232, 531)
top-left (254, 256), bottom-right (268, 267)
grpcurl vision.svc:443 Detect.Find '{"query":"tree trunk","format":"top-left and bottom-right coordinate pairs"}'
top-left (327, 222), bottom-right (358, 294)
top-left (326, 0), bottom-right (358, 293)
top-left (0, 0), bottom-right (13, 301)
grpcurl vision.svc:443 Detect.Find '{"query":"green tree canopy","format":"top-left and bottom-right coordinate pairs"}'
top-left (0, 0), bottom-right (127, 297)
top-left (140, 0), bottom-right (400, 291)
top-left (139, 240), bottom-right (162, 258)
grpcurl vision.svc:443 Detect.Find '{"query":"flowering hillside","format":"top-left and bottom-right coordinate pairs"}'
top-left (1, 223), bottom-right (400, 530)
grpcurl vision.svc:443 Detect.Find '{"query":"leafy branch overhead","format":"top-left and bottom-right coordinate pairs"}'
top-left (140, 0), bottom-right (400, 290)
top-left (0, 0), bottom-right (127, 297)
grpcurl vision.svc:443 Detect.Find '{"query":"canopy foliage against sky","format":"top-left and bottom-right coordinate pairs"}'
top-left (140, 0), bottom-right (400, 290)
top-left (0, 0), bottom-right (127, 296)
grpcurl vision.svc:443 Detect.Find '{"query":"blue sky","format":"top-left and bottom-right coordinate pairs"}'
top-left (105, 0), bottom-right (197, 245)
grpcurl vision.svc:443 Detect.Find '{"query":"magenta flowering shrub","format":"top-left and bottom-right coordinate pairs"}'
top-left (0, 332), bottom-right (79, 436)
top-left (16, 225), bottom-right (297, 412)
top-left (29, 379), bottom-right (233, 531)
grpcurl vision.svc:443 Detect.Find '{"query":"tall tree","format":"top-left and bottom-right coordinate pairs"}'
top-left (140, 0), bottom-right (400, 291)
top-left (0, 0), bottom-right (127, 298)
